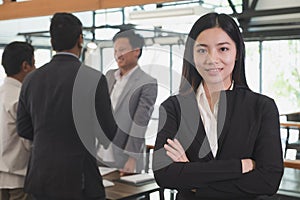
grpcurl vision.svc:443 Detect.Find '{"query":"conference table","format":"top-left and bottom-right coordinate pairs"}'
top-left (280, 121), bottom-right (300, 129)
top-left (103, 170), bottom-right (162, 200)
top-left (280, 121), bottom-right (300, 158)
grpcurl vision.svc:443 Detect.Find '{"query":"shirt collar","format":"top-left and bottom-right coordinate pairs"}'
top-left (197, 82), bottom-right (205, 97)
top-left (229, 80), bottom-right (234, 90)
top-left (197, 81), bottom-right (235, 95)
top-left (55, 52), bottom-right (79, 59)
top-left (4, 77), bottom-right (22, 88)
top-left (114, 65), bottom-right (139, 81)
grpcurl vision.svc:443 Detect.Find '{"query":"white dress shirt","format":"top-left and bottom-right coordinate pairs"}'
top-left (0, 77), bottom-right (31, 188)
top-left (110, 66), bottom-right (139, 110)
top-left (196, 82), bottom-right (234, 157)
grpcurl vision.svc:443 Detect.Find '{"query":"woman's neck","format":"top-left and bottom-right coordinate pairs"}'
top-left (203, 80), bottom-right (232, 112)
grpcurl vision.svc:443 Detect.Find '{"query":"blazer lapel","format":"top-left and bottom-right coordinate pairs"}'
top-left (113, 68), bottom-right (142, 112)
top-left (176, 93), bottom-right (214, 160)
top-left (107, 70), bottom-right (117, 95)
top-left (108, 80), bottom-right (116, 95)
top-left (194, 90), bottom-right (235, 160)
top-left (175, 93), bottom-right (200, 151)
top-left (215, 90), bottom-right (235, 157)
top-left (180, 87), bottom-right (242, 160)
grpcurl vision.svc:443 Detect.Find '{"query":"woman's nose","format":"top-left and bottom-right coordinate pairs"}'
top-left (207, 50), bottom-right (219, 64)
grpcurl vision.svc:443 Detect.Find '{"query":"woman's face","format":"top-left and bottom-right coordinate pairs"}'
top-left (193, 27), bottom-right (237, 89)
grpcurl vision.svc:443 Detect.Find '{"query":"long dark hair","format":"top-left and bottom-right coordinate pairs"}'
top-left (179, 12), bottom-right (248, 94)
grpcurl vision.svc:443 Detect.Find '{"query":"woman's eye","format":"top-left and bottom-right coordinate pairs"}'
top-left (196, 48), bottom-right (207, 54)
top-left (220, 47), bottom-right (229, 52)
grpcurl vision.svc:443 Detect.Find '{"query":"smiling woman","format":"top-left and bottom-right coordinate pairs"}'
top-left (153, 12), bottom-right (284, 200)
top-left (193, 27), bottom-right (236, 97)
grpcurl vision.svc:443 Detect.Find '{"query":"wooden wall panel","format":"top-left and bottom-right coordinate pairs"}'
top-left (0, 0), bottom-right (178, 20)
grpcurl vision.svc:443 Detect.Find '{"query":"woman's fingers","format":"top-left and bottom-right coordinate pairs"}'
top-left (166, 149), bottom-right (179, 161)
top-left (174, 139), bottom-right (185, 153)
top-left (164, 143), bottom-right (179, 157)
top-left (164, 138), bottom-right (189, 162)
top-left (166, 138), bottom-right (181, 151)
top-left (164, 141), bottom-right (180, 162)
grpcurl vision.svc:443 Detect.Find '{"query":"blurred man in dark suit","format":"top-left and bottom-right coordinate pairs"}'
top-left (17, 12), bottom-right (116, 200)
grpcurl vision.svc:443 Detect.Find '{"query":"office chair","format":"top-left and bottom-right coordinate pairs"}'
top-left (283, 112), bottom-right (300, 159)
top-left (145, 145), bottom-right (165, 200)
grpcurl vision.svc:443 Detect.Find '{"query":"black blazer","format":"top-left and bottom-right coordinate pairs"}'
top-left (153, 85), bottom-right (283, 200)
top-left (17, 54), bottom-right (117, 199)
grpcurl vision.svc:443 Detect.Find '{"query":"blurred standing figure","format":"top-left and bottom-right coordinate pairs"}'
top-left (153, 12), bottom-right (283, 200)
top-left (101, 30), bottom-right (157, 174)
top-left (0, 41), bottom-right (35, 200)
top-left (17, 13), bottom-right (116, 200)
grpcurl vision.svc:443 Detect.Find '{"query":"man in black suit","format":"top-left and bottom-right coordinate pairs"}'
top-left (17, 12), bottom-right (117, 200)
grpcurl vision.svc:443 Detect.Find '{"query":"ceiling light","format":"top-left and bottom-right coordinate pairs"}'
top-left (87, 41), bottom-right (97, 50)
top-left (128, 6), bottom-right (212, 20)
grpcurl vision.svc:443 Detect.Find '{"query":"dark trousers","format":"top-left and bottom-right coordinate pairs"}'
top-left (32, 193), bottom-right (105, 200)
top-left (0, 188), bottom-right (31, 200)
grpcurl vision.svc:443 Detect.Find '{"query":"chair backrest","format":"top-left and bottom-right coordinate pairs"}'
top-left (145, 145), bottom-right (154, 173)
top-left (286, 112), bottom-right (300, 122)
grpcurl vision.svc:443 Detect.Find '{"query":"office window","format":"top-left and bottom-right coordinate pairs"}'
top-left (74, 11), bottom-right (93, 27)
top-left (140, 44), bottom-right (171, 106)
top-left (140, 45), bottom-right (171, 145)
top-left (95, 9), bottom-right (123, 27)
top-left (245, 42), bottom-right (260, 93)
top-left (35, 49), bottom-right (51, 68)
top-left (262, 40), bottom-right (300, 114)
top-left (171, 45), bottom-right (185, 95)
top-left (102, 48), bottom-right (117, 73)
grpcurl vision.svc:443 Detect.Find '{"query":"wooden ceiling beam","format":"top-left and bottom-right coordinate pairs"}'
top-left (0, 0), bottom-right (178, 20)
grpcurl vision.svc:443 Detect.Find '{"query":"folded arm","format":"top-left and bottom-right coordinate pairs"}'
top-left (153, 97), bottom-right (283, 197)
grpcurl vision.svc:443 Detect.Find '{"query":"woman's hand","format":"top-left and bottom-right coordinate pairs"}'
top-left (164, 138), bottom-right (189, 162)
top-left (241, 159), bottom-right (256, 174)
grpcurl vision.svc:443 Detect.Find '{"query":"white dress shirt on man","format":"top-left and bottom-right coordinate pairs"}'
top-left (0, 77), bottom-right (31, 188)
top-left (110, 65), bottom-right (138, 110)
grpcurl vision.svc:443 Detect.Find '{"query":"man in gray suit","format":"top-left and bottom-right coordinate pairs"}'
top-left (103, 30), bottom-right (157, 174)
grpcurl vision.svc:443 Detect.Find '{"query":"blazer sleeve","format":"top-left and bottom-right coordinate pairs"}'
top-left (154, 96), bottom-right (283, 198)
top-left (153, 96), bottom-right (243, 189)
top-left (124, 78), bottom-right (158, 158)
top-left (17, 77), bottom-right (34, 141)
top-left (195, 99), bottom-right (283, 198)
top-left (95, 75), bottom-right (117, 147)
